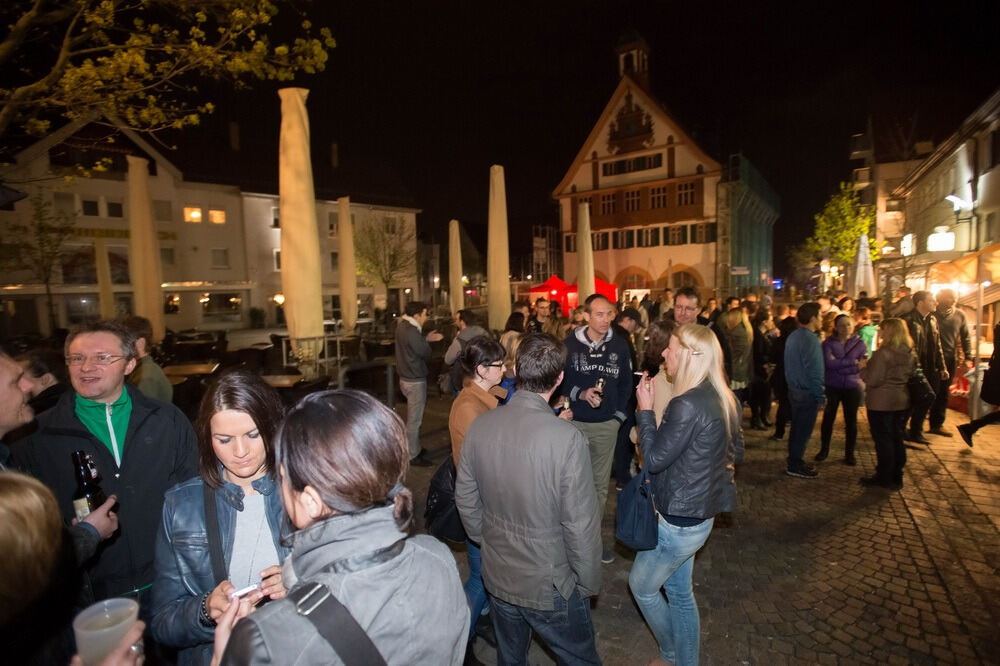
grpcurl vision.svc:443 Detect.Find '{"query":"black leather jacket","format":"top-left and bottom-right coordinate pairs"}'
top-left (637, 381), bottom-right (744, 519)
top-left (902, 310), bottom-right (946, 374)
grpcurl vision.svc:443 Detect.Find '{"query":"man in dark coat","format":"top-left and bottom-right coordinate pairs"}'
top-left (12, 320), bottom-right (197, 616)
top-left (902, 291), bottom-right (948, 444)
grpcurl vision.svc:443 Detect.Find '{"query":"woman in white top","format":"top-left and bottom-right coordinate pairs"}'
top-left (151, 369), bottom-right (289, 666)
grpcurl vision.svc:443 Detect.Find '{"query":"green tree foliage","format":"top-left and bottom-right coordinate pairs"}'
top-left (354, 214), bottom-right (416, 291)
top-left (0, 0), bottom-right (335, 141)
top-left (790, 182), bottom-right (879, 272)
top-left (0, 191), bottom-right (77, 331)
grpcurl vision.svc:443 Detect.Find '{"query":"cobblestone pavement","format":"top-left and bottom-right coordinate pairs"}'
top-left (402, 392), bottom-right (1000, 665)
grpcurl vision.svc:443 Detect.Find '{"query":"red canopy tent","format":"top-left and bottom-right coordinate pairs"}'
top-left (529, 275), bottom-right (573, 311)
top-left (566, 277), bottom-right (619, 310)
top-left (529, 275), bottom-right (619, 313)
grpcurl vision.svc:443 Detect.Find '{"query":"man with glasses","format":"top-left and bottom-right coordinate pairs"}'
top-left (527, 297), bottom-right (551, 334)
top-left (669, 286), bottom-right (733, 380)
top-left (13, 320), bottom-right (197, 619)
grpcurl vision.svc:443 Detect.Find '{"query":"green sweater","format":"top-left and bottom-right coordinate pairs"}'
top-left (74, 390), bottom-right (132, 467)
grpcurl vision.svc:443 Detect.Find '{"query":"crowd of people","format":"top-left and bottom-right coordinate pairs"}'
top-left (0, 282), bottom-right (986, 666)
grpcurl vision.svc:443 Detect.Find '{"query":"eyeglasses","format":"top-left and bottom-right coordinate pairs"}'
top-left (66, 354), bottom-right (126, 367)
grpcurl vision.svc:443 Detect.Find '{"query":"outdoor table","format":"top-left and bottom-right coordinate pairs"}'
top-left (163, 362), bottom-right (220, 377)
top-left (262, 375), bottom-right (303, 389)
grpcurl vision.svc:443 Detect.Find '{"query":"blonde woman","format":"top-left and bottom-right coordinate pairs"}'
top-left (859, 318), bottom-right (914, 489)
top-left (631, 324), bottom-right (744, 666)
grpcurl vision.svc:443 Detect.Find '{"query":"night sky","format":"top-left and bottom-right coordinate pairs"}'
top-left (220, 0), bottom-right (1000, 279)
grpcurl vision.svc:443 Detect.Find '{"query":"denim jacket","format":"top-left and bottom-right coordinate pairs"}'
top-left (150, 473), bottom-right (289, 666)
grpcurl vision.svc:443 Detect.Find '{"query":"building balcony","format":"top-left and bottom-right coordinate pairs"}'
top-left (853, 167), bottom-right (872, 189)
top-left (849, 133), bottom-right (873, 160)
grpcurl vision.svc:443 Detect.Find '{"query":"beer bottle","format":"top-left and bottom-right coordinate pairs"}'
top-left (592, 377), bottom-right (605, 407)
top-left (72, 450), bottom-right (108, 520)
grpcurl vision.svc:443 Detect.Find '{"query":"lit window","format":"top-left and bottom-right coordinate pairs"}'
top-left (210, 248), bottom-right (229, 268)
top-left (208, 209), bottom-right (226, 224)
top-left (183, 207), bottom-right (202, 223)
top-left (678, 183), bottom-right (696, 206)
top-left (81, 199), bottom-right (99, 216)
top-left (107, 201), bottom-right (124, 218)
top-left (164, 293), bottom-right (181, 314)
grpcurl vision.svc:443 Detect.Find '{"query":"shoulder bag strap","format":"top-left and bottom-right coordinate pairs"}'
top-left (284, 538), bottom-right (404, 666)
top-left (289, 582), bottom-right (388, 666)
top-left (203, 483), bottom-right (228, 584)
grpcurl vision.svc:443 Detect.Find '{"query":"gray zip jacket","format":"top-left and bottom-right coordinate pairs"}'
top-left (220, 505), bottom-right (468, 665)
top-left (455, 390), bottom-right (602, 611)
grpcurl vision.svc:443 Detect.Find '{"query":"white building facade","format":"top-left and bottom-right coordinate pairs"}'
top-left (0, 122), bottom-right (419, 337)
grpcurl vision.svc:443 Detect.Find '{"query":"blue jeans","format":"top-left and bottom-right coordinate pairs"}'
top-left (788, 389), bottom-right (820, 467)
top-left (490, 587), bottom-right (600, 666)
top-left (628, 517), bottom-right (715, 666)
top-left (465, 541), bottom-right (488, 638)
top-left (398, 378), bottom-right (427, 459)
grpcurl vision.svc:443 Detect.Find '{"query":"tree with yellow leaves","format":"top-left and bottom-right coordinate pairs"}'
top-left (0, 0), bottom-right (335, 142)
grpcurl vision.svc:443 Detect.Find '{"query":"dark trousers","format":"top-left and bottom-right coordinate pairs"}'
top-left (612, 407), bottom-right (637, 485)
top-left (966, 408), bottom-right (1000, 433)
top-left (909, 369), bottom-right (942, 435)
top-left (867, 409), bottom-right (908, 483)
top-left (490, 587), bottom-right (600, 666)
top-left (929, 359), bottom-right (957, 429)
top-left (819, 385), bottom-right (862, 458)
top-left (772, 385), bottom-right (790, 438)
top-left (788, 390), bottom-right (820, 467)
top-left (749, 379), bottom-right (771, 423)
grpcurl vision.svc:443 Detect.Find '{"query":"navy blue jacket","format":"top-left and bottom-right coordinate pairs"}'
top-left (150, 474), bottom-right (288, 666)
top-left (563, 327), bottom-right (633, 423)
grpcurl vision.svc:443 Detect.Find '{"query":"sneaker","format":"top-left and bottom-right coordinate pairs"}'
top-left (786, 463), bottom-right (818, 479)
top-left (957, 423), bottom-right (974, 448)
top-left (601, 547), bottom-right (615, 564)
top-left (927, 427), bottom-right (952, 437)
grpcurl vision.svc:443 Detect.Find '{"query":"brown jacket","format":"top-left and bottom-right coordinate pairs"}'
top-left (860, 346), bottom-right (913, 412)
top-left (449, 383), bottom-right (501, 465)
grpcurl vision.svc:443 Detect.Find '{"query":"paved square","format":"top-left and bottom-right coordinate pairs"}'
top-left (404, 393), bottom-right (999, 665)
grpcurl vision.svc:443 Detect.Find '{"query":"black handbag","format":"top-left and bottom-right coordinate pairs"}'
top-left (615, 468), bottom-right (658, 551)
top-left (907, 367), bottom-right (936, 411)
top-left (424, 457), bottom-right (468, 543)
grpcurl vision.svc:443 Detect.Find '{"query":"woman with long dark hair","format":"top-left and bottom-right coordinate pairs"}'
top-left (214, 390), bottom-right (468, 664)
top-left (448, 336), bottom-right (506, 656)
top-left (151, 369), bottom-right (289, 665)
top-left (631, 324), bottom-right (744, 666)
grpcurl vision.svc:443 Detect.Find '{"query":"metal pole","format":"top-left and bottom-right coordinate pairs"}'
top-left (971, 271), bottom-right (984, 420)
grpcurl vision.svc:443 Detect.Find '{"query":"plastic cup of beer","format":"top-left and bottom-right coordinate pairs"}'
top-left (73, 597), bottom-right (139, 665)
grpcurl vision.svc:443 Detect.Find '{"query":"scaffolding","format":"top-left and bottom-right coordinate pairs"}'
top-left (715, 154), bottom-right (781, 297)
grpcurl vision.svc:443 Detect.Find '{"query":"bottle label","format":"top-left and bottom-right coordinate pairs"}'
top-left (73, 498), bottom-right (92, 521)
